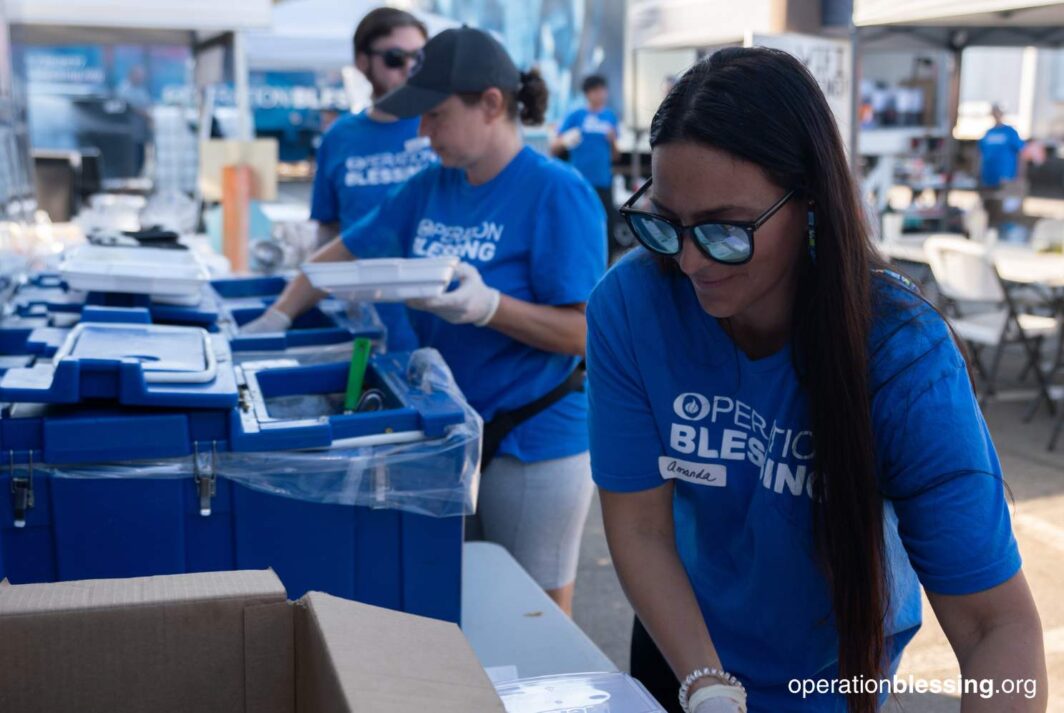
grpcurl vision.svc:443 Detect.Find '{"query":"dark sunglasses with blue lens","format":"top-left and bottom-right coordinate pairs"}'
top-left (619, 178), bottom-right (796, 265)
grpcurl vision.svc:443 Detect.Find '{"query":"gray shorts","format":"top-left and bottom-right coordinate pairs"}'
top-left (470, 451), bottom-right (594, 590)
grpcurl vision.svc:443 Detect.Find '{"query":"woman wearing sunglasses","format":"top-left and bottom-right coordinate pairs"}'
top-left (587, 49), bottom-right (1045, 713)
top-left (260, 27), bottom-right (605, 615)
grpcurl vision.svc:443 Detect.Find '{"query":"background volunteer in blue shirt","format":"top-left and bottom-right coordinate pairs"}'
top-left (244, 7), bottom-right (434, 348)
top-left (553, 75), bottom-right (621, 261)
top-left (260, 26), bottom-right (606, 616)
top-left (978, 104), bottom-right (1025, 229)
top-left (979, 104), bottom-right (1024, 190)
top-left (588, 49), bottom-right (1046, 713)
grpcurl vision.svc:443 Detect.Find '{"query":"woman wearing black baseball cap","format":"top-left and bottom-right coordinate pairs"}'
top-left (262, 26), bottom-right (607, 615)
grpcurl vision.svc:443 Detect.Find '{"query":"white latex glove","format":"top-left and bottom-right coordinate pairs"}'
top-left (693, 697), bottom-right (745, 713)
top-left (407, 261), bottom-right (500, 326)
top-left (690, 684), bottom-right (746, 713)
top-left (240, 307), bottom-right (292, 334)
top-left (560, 127), bottom-right (583, 149)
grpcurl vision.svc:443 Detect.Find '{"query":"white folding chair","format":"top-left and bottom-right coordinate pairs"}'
top-left (923, 236), bottom-right (1060, 411)
top-left (876, 212), bottom-right (937, 292)
top-left (964, 206), bottom-right (991, 244)
top-left (1030, 218), bottom-right (1064, 253)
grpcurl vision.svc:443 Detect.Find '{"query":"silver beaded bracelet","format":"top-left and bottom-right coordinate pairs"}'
top-left (679, 667), bottom-right (746, 713)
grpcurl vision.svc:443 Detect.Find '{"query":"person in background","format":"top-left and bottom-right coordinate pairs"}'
top-left (978, 104), bottom-right (1025, 227)
top-left (116, 66), bottom-right (153, 176)
top-left (589, 49), bottom-right (1045, 712)
top-left (244, 7), bottom-right (434, 346)
top-left (253, 27), bottom-right (606, 616)
top-left (553, 75), bottom-right (621, 260)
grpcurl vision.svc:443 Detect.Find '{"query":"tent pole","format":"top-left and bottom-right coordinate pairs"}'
top-left (233, 30), bottom-right (253, 141)
top-left (630, 47), bottom-right (641, 187)
top-left (941, 43), bottom-right (964, 223)
top-left (850, 24), bottom-right (861, 176)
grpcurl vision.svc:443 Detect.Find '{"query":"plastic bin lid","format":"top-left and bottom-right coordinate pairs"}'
top-left (495, 673), bottom-right (665, 713)
top-left (0, 323), bottom-right (239, 409)
top-left (64, 324), bottom-right (212, 377)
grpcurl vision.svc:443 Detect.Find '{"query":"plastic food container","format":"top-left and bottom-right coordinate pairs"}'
top-left (59, 245), bottom-right (210, 299)
top-left (302, 257), bottom-right (458, 302)
top-left (496, 673), bottom-right (666, 713)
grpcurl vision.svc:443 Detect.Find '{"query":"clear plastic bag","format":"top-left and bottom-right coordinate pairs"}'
top-left (39, 349), bottom-right (482, 518)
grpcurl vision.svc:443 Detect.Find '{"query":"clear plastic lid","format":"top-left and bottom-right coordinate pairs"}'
top-left (496, 673), bottom-right (665, 713)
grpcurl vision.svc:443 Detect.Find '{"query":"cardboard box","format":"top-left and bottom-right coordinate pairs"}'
top-left (0, 569), bottom-right (505, 713)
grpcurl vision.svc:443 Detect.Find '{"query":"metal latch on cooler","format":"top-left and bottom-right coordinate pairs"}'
top-left (8, 451), bottom-right (35, 528)
top-left (193, 442), bottom-right (218, 518)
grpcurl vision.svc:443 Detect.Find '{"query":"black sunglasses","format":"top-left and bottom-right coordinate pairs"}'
top-left (619, 178), bottom-right (796, 265)
top-left (368, 47), bottom-right (422, 69)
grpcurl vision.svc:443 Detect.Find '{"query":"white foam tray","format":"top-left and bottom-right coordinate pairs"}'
top-left (59, 245), bottom-right (210, 299)
top-left (302, 257), bottom-right (458, 302)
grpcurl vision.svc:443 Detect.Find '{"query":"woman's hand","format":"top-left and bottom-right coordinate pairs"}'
top-left (240, 307), bottom-right (292, 334)
top-left (694, 698), bottom-right (744, 713)
top-left (407, 261), bottom-right (500, 326)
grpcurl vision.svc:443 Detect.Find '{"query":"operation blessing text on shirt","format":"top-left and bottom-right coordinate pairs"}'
top-left (411, 219), bottom-right (505, 262)
top-left (343, 146), bottom-right (435, 188)
top-left (663, 391), bottom-right (816, 499)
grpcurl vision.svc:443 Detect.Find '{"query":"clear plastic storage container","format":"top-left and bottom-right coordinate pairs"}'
top-left (496, 673), bottom-right (666, 713)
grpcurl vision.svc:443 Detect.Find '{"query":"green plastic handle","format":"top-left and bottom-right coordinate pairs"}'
top-left (344, 337), bottom-right (373, 412)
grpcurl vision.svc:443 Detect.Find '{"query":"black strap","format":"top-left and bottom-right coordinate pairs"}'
top-left (481, 361), bottom-right (586, 469)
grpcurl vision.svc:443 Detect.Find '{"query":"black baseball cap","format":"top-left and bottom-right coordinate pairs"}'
top-left (375, 26), bottom-right (520, 119)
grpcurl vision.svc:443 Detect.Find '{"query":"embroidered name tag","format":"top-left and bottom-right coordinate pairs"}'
top-left (658, 457), bottom-right (727, 487)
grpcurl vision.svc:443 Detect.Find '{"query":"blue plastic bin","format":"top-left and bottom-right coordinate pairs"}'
top-left (212, 276), bottom-right (385, 362)
top-left (0, 335), bottom-right (478, 622)
top-left (0, 470), bottom-right (462, 621)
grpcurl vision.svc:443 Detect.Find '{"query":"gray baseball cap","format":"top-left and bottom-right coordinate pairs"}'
top-left (375, 26), bottom-right (520, 119)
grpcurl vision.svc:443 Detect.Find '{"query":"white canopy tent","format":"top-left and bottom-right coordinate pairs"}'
top-left (854, 1), bottom-right (1064, 207)
top-left (4, 0), bottom-right (272, 32)
top-left (242, 0), bottom-right (460, 72)
top-left (855, 0), bottom-right (1064, 47)
top-left (626, 0), bottom-right (824, 129)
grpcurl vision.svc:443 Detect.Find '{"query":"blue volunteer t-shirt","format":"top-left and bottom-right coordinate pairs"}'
top-left (979, 124), bottom-right (1024, 188)
top-left (312, 110), bottom-right (437, 351)
top-left (342, 146), bottom-right (606, 461)
top-left (587, 252), bottom-right (1021, 712)
top-left (560, 107), bottom-right (619, 189)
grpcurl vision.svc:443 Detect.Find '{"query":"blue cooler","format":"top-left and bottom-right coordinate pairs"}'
top-left (0, 323), bottom-right (478, 622)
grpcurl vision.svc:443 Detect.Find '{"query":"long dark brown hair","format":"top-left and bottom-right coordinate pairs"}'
top-left (650, 48), bottom-right (888, 713)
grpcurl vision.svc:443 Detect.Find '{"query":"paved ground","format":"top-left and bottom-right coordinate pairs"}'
top-left (572, 350), bottom-right (1064, 711)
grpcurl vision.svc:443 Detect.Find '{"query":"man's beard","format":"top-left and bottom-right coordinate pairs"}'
top-left (369, 73), bottom-right (394, 101)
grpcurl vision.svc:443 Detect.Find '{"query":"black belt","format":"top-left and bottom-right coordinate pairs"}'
top-left (481, 361), bottom-right (586, 470)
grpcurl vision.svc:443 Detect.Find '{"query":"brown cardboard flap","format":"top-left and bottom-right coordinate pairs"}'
top-left (0, 569), bottom-right (286, 616)
top-left (295, 595), bottom-right (350, 713)
top-left (0, 570), bottom-right (288, 713)
top-left (245, 601), bottom-right (296, 713)
top-left (299, 592), bottom-right (505, 713)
